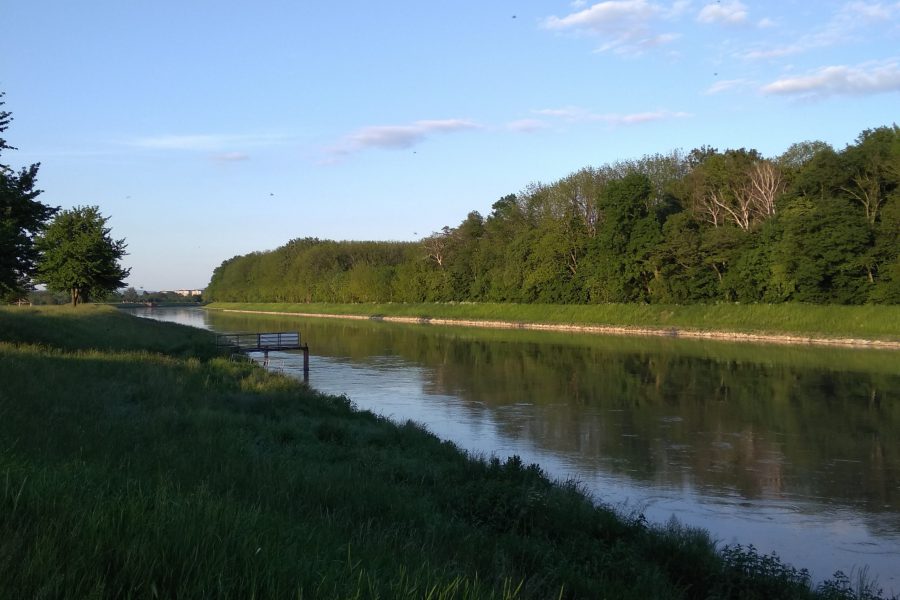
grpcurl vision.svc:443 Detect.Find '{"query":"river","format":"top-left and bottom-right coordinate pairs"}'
top-left (128, 306), bottom-right (900, 592)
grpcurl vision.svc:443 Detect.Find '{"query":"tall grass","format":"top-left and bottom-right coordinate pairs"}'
top-left (206, 302), bottom-right (900, 341)
top-left (0, 305), bottom-right (892, 598)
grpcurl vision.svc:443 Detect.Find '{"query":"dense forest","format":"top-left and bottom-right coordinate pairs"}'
top-left (207, 126), bottom-right (900, 305)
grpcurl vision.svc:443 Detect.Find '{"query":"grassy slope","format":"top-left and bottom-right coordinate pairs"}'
top-left (0, 305), bottom-right (886, 599)
top-left (206, 302), bottom-right (900, 342)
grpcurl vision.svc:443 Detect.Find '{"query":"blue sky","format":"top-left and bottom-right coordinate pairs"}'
top-left (2, 1), bottom-right (898, 290)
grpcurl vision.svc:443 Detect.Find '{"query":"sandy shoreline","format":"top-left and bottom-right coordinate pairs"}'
top-left (210, 308), bottom-right (900, 350)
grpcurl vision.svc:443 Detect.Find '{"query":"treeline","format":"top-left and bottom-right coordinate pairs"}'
top-left (207, 126), bottom-right (900, 305)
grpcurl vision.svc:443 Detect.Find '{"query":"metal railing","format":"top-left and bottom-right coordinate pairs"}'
top-left (216, 331), bottom-right (301, 351)
top-left (216, 331), bottom-right (310, 382)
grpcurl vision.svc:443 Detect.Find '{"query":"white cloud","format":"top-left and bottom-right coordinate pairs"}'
top-left (326, 119), bottom-right (480, 158)
top-left (697, 1), bottom-right (748, 25)
top-left (543, 0), bottom-right (661, 31)
top-left (761, 60), bottom-right (900, 98)
top-left (542, 1), bottom-right (682, 55)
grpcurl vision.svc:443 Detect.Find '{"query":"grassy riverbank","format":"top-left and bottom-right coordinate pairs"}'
top-left (0, 305), bottom-right (890, 599)
top-left (206, 302), bottom-right (900, 343)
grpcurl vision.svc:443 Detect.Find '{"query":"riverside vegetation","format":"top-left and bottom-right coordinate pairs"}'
top-left (205, 302), bottom-right (900, 343)
top-left (0, 305), bottom-right (892, 599)
top-left (206, 127), bottom-right (899, 307)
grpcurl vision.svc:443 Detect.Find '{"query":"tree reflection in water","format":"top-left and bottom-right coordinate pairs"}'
top-left (131, 307), bottom-right (900, 587)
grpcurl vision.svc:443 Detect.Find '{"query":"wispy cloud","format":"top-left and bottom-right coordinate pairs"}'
top-left (325, 119), bottom-right (480, 159)
top-left (761, 60), bottom-right (900, 99)
top-left (506, 119), bottom-right (549, 133)
top-left (607, 109), bottom-right (692, 124)
top-left (842, 1), bottom-right (897, 20)
top-left (696, 1), bottom-right (748, 25)
top-left (535, 107), bottom-right (591, 120)
top-left (667, 1), bottom-right (693, 18)
top-left (704, 78), bottom-right (755, 95)
top-left (543, 0), bottom-right (662, 31)
top-left (535, 106), bottom-right (690, 125)
top-left (740, 2), bottom-right (899, 60)
top-left (542, 1), bottom-right (680, 56)
top-left (211, 152), bottom-right (250, 163)
top-left (128, 133), bottom-right (286, 152)
top-left (597, 32), bottom-right (681, 54)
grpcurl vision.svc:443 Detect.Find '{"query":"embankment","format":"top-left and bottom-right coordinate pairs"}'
top-left (206, 302), bottom-right (900, 350)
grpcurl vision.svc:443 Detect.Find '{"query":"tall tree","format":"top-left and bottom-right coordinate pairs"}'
top-left (587, 173), bottom-right (656, 302)
top-left (0, 92), bottom-right (58, 300)
top-left (773, 197), bottom-right (871, 303)
top-left (35, 206), bottom-right (130, 306)
top-left (840, 126), bottom-right (899, 226)
top-left (654, 212), bottom-right (718, 302)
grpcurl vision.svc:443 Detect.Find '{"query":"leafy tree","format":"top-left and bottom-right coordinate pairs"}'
top-left (121, 286), bottom-right (142, 303)
top-left (777, 140), bottom-right (832, 172)
top-left (653, 212), bottom-right (718, 302)
top-left (348, 264), bottom-right (394, 302)
top-left (607, 150), bottom-right (689, 212)
top-left (447, 211), bottom-right (486, 300)
top-left (788, 145), bottom-right (844, 201)
top-left (480, 194), bottom-right (528, 302)
top-left (0, 92), bottom-right (58, 301)
top-left (720, 222), bottom-right (781, 303)
top-left (35, 206), bottom-right (130, 306)
top-left (869, 196), bottom-right (900, 302)
top-left (839, 125), bottom-right (899, 226)
top-left (587, 173), bottom-right (655, 302)
top-left (773, 197), bottom-right (871, 303)
top-left (699, 225), bottom-right (746, 299)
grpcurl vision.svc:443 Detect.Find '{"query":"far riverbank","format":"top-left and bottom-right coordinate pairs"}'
top-left (205, 302), bottom-right (900, 349)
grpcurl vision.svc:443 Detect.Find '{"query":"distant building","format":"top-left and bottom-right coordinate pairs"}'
top-left (172, 289), bottom-right (204, 297)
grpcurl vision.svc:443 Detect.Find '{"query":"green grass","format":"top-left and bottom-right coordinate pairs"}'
top-left (206, 302), bottom-right (900, 342)
top-left (0, 305), bottom-right (892, 599)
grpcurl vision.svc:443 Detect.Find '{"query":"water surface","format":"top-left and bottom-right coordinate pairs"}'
top-left (130, 307), bottom-right (900, 590)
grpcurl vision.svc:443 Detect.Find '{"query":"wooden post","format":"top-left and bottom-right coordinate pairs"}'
top-left (302, 344), bottom-right (309, 383)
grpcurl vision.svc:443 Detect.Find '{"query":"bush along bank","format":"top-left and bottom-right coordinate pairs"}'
top-left (0, 305), bottom-right (892, 599)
